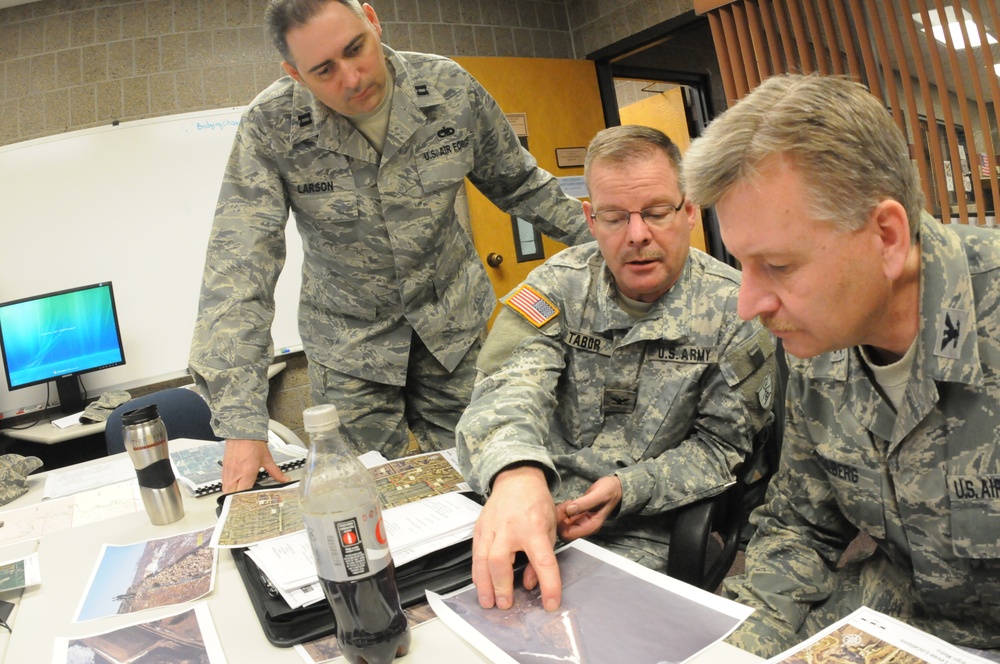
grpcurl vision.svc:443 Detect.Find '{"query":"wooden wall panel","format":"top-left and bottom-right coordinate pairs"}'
top-left (697, 0), bottom-right (1000, 226)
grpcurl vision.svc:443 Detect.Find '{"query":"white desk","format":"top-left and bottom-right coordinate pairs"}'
top-left (0, 452), bottom-right (762, 664)
top-left (1, 418), bottom-right (106, 445)
top-left (0, 361), bottom-right (287, 446)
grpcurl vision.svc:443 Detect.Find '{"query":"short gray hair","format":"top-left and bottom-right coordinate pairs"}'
top-left (585, 125), bottom-right (684, 192)
top-left (684, 74), bottom-right (923, 239)
top-left (264, 0), bottom-right (365, 64)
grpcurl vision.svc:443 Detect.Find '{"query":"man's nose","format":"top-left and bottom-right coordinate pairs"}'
top-left (625, 211), bottom-right (652, 244)
top-left (736, 267), bottom-right (778, 322)
top-left (343, 62), bottom-right (363, 88)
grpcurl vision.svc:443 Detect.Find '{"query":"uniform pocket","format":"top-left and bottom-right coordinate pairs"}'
top-left (814, 450), bottom-right (887, 540)
top-left (948, 474), bottom-right (1000, 558)
top-left (948, 473), bottom-right (1000, 604)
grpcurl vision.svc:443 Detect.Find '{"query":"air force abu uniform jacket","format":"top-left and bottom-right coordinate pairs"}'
top-left (725, 214), bottom-right (1000, 655)
top-left (190, 46), bottom-right (588, 441)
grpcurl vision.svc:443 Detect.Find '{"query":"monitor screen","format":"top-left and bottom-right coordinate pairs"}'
top-left (0, 282), bottom-right (126, 403)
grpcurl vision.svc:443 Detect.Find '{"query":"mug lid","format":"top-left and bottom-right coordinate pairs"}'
top-left (121, 403), bottom-right (160, 426)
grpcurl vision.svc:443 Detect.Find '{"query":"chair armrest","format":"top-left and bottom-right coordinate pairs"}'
top-left (667, 495), bottom-right (719, 587)
top-left (268, 419), bottom-right (306, 449)
top-left (667, 483), bottom-right (744, 592)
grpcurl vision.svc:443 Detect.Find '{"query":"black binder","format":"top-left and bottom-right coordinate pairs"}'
top-left (219, 489), bottom-right (477, 647)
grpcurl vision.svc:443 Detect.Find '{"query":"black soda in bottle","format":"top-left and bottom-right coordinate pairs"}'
top-left (300, 404), bottom-right (411, 663)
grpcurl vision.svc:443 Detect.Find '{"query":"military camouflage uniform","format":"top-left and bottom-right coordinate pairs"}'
top-left (457, 243), bottom-right (776, 571)
top-left (189, 46), bottom-right (587, 455)
top-left (725, 214), bottom-right (1000, 659)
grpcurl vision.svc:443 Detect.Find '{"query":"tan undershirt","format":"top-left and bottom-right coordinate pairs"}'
top-left (346, 61), bottom-right (395, 154)
top-left (860, 339), bottom-right (917, 412)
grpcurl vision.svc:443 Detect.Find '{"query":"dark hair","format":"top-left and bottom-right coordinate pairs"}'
top-left (264, 0), bottom-right (365, 63)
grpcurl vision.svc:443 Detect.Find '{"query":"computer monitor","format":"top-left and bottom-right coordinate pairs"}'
top-left (0, 282), bottom-right (126, 415)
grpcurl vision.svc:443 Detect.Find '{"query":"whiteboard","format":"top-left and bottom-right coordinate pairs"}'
top-left (0, 107), bottom-right (304, 419)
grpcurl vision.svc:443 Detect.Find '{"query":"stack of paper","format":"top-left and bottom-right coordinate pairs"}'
top-left (211, 449), bottom-right (479, 610)
top-left (243, 491), bottom-right (482, 609)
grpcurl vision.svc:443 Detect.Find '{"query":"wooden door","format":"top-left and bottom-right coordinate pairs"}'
top-left (455, 57), bottom-right (606, 326)
top-left (618, 87), bottom-right (708, 252)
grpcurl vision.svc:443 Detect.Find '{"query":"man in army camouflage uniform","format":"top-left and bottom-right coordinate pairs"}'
top-left (684, 74), bottom-right (1000, 660)
top-left (188, 0), bottom-right (589, 493)
top-left (456, 125), bottom-right (776, 612)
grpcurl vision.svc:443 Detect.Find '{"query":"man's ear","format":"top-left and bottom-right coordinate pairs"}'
top-left (282, 61), bottom-right (304, 85)
top-left (872, 199), bottom-right (911, 280)
top-left (363, 3), bottom-right (383, 37)
top-left (683, 199), bottom-right (697, 232)
top-left (582, 200), bottom-right (597, 239)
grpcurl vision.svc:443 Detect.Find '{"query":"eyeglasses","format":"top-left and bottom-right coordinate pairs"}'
top-left (590, 200), bottom-right (686, 231)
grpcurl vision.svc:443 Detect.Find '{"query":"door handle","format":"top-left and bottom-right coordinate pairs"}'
top-left (486, 253), bottom-right (504, 268)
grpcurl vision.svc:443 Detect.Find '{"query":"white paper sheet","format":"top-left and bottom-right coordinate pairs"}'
top-left (244, 492), bottom-right (482, 601)
top-left (42, 455), bottom-right (136, 499)
top-left (74, 526), bottom-right (217, 623)
top-left (766, 606), bottom-right (996, 664)
top-left (0, 481), bottom-right (143, 547)
top-left (0, 551), bottom-right (42, 591)
top-left (51, 602), bottom-right (226, 664)
top-left (428, 539), bottom-right (752, 664)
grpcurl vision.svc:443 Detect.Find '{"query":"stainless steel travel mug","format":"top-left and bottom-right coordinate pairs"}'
top-left (121, 403), bottom-right (185, 525)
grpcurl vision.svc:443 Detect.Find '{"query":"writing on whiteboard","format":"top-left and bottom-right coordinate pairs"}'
top-left (193, 119), bottom-right (240, 132)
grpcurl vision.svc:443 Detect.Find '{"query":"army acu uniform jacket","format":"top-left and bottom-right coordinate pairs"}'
top-left (457, 243), bottom-right (776, 569)
top-left (189, 46), bottom-right (588, 441)
top-left (725, 214), bottom-right (1000, 656)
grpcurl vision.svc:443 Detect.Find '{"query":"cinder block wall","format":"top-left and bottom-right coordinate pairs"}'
top-left (0, 0), bottom-right (695, 441)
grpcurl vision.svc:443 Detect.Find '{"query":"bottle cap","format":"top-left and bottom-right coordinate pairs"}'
top-left (303, 404), bottom-right (340, 433)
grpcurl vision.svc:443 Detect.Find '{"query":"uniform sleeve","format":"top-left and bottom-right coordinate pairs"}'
top-left (462, 75), bottom-right (590, 247)
top-left (456, 306), bottom-right (564, 496)
top-left (188, 112), bottom-right (289, 442)
top-left (613, 319), bottom-right (777, 516)
top-left (722, 372), bottom-right (860, 657)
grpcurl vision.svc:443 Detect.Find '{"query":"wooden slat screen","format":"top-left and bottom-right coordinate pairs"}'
top-left (694, 0), bottom-right (1000, 226)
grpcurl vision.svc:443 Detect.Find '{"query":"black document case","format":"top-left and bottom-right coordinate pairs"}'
top-left (219, 491), bottom-right (476, 647)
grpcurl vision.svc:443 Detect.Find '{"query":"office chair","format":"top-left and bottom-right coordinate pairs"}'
top-left (665, 342), bottom-right (787, 592)
top-left (105, 387), bottom-right (222, 455)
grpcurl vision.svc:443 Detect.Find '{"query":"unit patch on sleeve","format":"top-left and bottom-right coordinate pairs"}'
top-left (506, 285), bottom-right (559, 327)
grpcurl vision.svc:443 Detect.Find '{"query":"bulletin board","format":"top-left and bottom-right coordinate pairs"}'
top-left (0, 108), bottom-right (304, 418)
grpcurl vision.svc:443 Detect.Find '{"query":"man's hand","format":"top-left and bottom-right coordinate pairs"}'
top-left (556, 475), bottom-right (623, 541)
top-left (221, 438), bottom-right (290, 494)
top-left (472, 464), bottom-right (562, 612)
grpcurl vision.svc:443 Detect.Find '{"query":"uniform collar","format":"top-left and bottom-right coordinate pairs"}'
top-left (286, 45), bottom-right (447, 163)
top-left (841, 212), bottom-right (983, 447)
top-left (914, 211), bottom-right (982, 385)
top-left (592, 251), bottom-right (694, 343)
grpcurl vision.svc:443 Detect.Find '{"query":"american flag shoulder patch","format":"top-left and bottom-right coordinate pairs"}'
top-left (506, 285), bottom-right (559, 327)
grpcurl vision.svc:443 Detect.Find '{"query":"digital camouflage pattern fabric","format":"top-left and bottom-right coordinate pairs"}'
top-left (189, 46), bottom-right (588, 443)
top-left (0, 454), bottom-right (43, 506)
top-left (457, 242), bottom-right (776, 570)
top-left (725, 215), bottom-right (1000, 657)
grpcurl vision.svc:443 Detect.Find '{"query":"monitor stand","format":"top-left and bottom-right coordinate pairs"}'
top-left (55, 375), bottom-right (85, 414)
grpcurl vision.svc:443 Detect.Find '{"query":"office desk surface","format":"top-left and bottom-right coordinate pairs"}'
top-left (1, 418), bottom-right (106, 444)
top-left (1, 452), bottom-right (762, 664)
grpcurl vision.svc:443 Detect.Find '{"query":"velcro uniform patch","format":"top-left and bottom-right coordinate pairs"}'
top-left (506, 285), bottom-right (559, 327)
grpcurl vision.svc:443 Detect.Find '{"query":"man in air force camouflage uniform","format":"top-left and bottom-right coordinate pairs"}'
top-left (684, 74), bottom-right (1000, 659)
top-left (189, 0), bottom-right (588, 493)
top-left (457, 125), bottom-right (776, 613)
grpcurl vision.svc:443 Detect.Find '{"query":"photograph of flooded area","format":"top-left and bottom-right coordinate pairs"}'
top-left (64, 607), bottom-right (214, 664)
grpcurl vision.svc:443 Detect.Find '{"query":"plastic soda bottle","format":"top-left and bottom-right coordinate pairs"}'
top-left (299, 404), bottom-right (411, 663)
